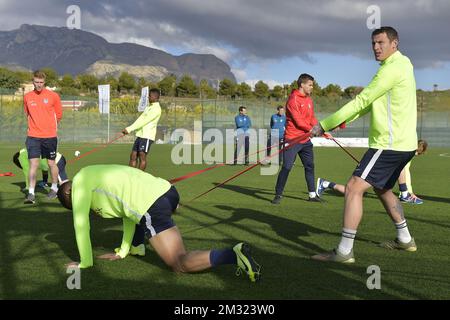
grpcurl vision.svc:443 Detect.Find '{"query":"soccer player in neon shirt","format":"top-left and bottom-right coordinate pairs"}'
top-left (311, 27), bottom-right (418, 263)
top-left (122, 88), bottom-right (161, 171)
top-left (57, 165), bottom-right (261, 282)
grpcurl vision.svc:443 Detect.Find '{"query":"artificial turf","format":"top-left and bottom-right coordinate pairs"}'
top-left (0, 143), bottom-right (449, 299)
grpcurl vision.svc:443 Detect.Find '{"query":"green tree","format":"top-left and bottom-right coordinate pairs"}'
top-left (283, 84), bottom-right (290, 99)
top-left (118, 72), bottom-right (136, 93)
top-left (158, 74), bottom-right (177, 96)
top-left (176, 75), bottom-right (198, 97)
top-left (254, 80), bottom-right (269, 99)
top-left (78, 74), bottom-right (99, 92)
top-left (199, 79), bottom-right (217, 99)
top-left (101, 75), bottom-right (119, 93)
top-left (136, 77), bottom-right (148, 91)
top-left (0, 68), bottom-right (21, 90)
top-left (59, 74), bottom-right (75, 88)
top-left (322, 84), bottom-right (343, 98)
top-left (270, 85), bottom-right (284, 100)
top-left (344, 86), bottom-right (364, 98)
top-left (218, 78), bottom-right (236, 97)
top-left (58, 87), bottom-right (80, 96)
top-left (236, 82), bottom-right (253, 99)
top-left (39, 67), bottom-right (59, 87)
top-left (313, 80), bottom-right (323, 96)
top-left (290, 80), bottom-right (298, 91)
top-left (15, 70), bottom-right (33, 83)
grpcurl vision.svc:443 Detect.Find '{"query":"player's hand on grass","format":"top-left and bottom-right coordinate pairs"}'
top-left (310, 124), bottom-right (324, 137)
top-left (98, 253), bottom-right (122, 261)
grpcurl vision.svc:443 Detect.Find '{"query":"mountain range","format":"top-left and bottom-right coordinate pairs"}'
top-left (0, 24), bottom-right (236, 84)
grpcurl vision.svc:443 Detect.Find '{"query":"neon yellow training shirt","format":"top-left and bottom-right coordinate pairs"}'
top-left (18, 148), bottom-right (62, 189)
top-left (320, 51), bottom-right (418, 151)
top-left (125, 102), bottom-right (161, 141)
top-left (71, 164), bottom-right (171, 268)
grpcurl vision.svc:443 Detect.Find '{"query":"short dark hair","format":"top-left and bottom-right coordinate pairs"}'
top-left (239, 106), bottom-right (246, 112)
top-left (149, 88), bottom-right (160, 98)
top-left (297, 73), bottom-right (314, 86)
top-left (57, 181), bottom-right (73, 210)
top-left (13, 152), bottom-right (22, 169)
top-left (372, 26), bottom-right (399, 43)
top-left (277, 105), bottom-right (284, 111)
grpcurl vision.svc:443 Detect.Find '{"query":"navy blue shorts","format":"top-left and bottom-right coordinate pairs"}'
top-left (26, 137), bottom-right (58, 160)
top-left (57, 156), bottom-right (68, 182)
top-left (353, 148), bottom-right (415, 190)
top-left (139, 186), bottom-right (179, 238)
top-left (132, 137), bottom-right (153, 154)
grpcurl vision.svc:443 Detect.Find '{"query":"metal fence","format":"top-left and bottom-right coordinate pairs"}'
top-left (1, 91), bottom-right (449, 147)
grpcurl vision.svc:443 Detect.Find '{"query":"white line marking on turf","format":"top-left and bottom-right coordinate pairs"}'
top-left (439, 153), bottom-right (450, 157)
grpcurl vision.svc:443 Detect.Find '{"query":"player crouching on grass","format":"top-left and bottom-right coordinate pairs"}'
top-left (57, 164), bottom-right (261, 282)
top-left (13, 148), bottom-right (69, 198)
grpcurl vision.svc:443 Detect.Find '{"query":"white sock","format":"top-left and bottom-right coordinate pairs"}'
top-left (322, 180), bottom-right (330, 188)
top-left (337, 228), bottom-right (357, 255)
top-left (309, 192), bottom-right (317, 198)
top-left (401, 191), bottom-right (409, 198)
top-left (395, 220), bottom-right (412, 243)
top-left (51, 183), bottom-right (58, 192)
top-left (29, 188), bottom-right (35, 195)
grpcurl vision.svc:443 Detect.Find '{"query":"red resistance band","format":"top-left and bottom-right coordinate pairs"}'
top-left (186, 131), bottom-right (313, 202)
top-left (0, 172), bottom-right (15, 177)
top-left (66, 133), bottom-right (125, 165)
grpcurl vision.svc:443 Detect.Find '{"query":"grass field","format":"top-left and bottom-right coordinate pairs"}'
top-left (0, 142), bottom-right (449, 299)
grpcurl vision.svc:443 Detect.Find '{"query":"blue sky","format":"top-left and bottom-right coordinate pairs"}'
top-left (167, 45), bottom-right (450, 90)
top-left (0, 0), bottom-right (449, 90)
top-left (241, 54), bottom-right (450, 91)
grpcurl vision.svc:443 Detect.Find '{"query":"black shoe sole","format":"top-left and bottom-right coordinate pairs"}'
top-left (240, 243), bottom-right (261, 282)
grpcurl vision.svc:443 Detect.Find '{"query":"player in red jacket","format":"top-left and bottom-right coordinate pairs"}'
top-left (23, 70), bottom-right (63, 204)
top-left (272, 73), bottom-right (321, 204)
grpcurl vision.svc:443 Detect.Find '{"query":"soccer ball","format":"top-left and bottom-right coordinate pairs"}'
top-left (74, 151), bottom-right (81, 157)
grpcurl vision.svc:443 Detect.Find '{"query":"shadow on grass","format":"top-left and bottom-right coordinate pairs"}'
top-left (417, 194), bottom-right (450, 205)
top-left (213, 183), bottom-right (380, 204)
top-left (211, 183), bottom-right (308, 202)
top-left (10, 182), bottom-right (49, 195)
top-left (0, 193), bottom-right (434, 300)
top-left (1, 243), bottom-right (425, 299)
top-left (180, 204), bottom-right (378, 255)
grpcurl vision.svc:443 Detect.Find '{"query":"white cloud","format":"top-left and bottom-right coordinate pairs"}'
top-left (231, 68), bottom-right (247, 82)
top-left (0, 0), bottom-right (449, 70)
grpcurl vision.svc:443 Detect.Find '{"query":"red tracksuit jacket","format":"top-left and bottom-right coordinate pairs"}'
top-left (24, 88), bottom-right (62, 138)
top-left (284, 89), bottom-right (318, 144)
